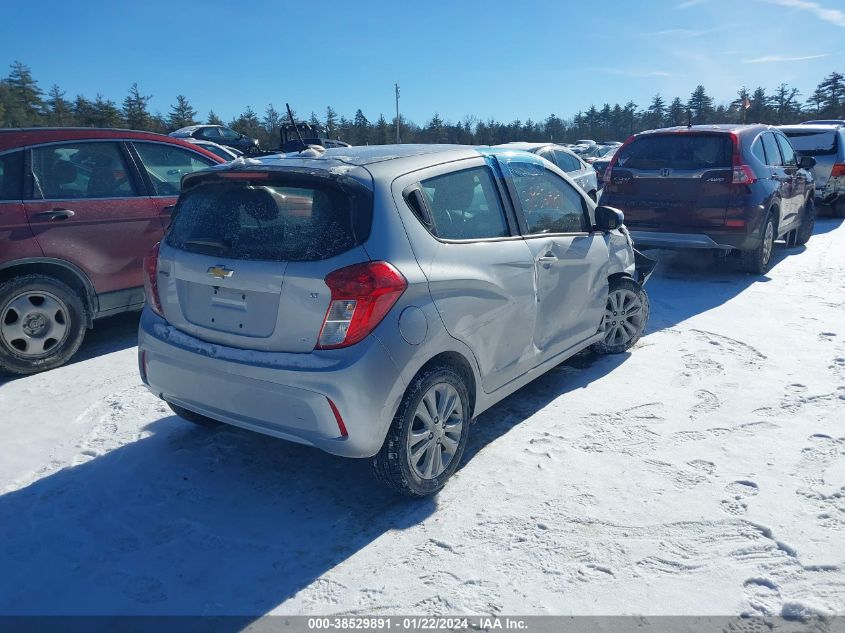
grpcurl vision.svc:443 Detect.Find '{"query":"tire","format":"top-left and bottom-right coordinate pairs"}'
top-left (739, 213), bottom-right (776, 274)
top-left (372, 365), bottom-right (471, 497)
top-left (592, 276), bottom-right (649, 355)
top-left (0, 274), bottom-right (87, 375)
top-left (795, 198), bottom-right (815, 246)
top-left (167, 401), bottom-right (221, 427)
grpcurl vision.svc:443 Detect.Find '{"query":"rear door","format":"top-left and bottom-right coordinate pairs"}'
top-left (554, 149), bottom-right (596, 195)
top-left (0, 151), bottom-right (40, 265)
top-left (774, 132), bottom-right (807, 228)
top-left (24, 141), bottom-right (159, 303)
top-left (157, 172), bottom-right (373, 352)
top-left (497, 155), bottom-right (609, 361)
top-left (604, 133), bottom-right (733, 231)
top-left (395, 158), bottom-right (540, 393)
top-left (760, 132), bottom-right (790, 228)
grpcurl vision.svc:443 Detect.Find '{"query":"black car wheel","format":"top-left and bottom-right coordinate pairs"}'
top-left (795, 198), bottom-right (815, 246)
top-left (0, 274), bottom-right (87, 375)
top-left (740, 214), bottom-right (775, 274)
top-left (372, 365), bottom-right (471, 497)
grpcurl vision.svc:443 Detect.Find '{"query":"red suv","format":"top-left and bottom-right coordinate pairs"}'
top-left (0, 128), bottom-right (224, 374)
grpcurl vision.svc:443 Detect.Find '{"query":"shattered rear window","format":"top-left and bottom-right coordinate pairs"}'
top-left (167, 181), bottom-right (370, 262)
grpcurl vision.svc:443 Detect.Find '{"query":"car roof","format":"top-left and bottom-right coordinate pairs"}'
top-left (495, 142), bottom-right (554, 151)
top-left (635, 123), bottom-right (770, 137)
top-left (780, 124), bottom-right (843, 133)
top-left (0, 127), bottom-right (224, 159)
top-left (182, 144), bottom-right (549, 188)
top-left (171, 125), bottom-right (219, 134)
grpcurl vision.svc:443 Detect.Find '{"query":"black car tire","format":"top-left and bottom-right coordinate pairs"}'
top-left (740, 214), bottom-right (776, 274)
top-left (372, 365), bottom-right (471, 497)
top-left (0, 274), bottom-right (87, 375)
top-left (167, 401), bottom-right (221, 427)
top-left (795, 198), bottom-right (815, 246)
top-left (592, 276), bottom-right (649, 355)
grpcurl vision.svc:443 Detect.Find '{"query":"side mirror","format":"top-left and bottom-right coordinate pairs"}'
top-left (799, 155), bottom-right (816, 170)
top-left (595, 205), bottom-right (624, 232)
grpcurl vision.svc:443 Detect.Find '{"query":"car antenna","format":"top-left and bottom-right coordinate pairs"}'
top-left (286, 103), bottom-right (309, 153)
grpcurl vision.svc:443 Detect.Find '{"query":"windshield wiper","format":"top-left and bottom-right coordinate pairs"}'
top-left (183, 239), bottom-right (230, 256)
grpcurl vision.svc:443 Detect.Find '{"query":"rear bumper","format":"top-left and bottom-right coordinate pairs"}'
top-left (629, 229), bottom-right (758, 251)
top-left (138, 309), bottom-right (406, 458)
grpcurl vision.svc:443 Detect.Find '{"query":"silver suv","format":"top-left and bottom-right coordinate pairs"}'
top-left (779, 123), bottom-right (845, 217)
top-left (138, 145), bottom-right (654, 496)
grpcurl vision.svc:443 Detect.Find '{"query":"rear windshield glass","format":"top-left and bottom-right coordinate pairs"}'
top-left (167, 180), bottom-right (370, 262)
top-left (780, 130), bottom-right (838, 155)
top-left (616, 135), bottom-right (732, 170)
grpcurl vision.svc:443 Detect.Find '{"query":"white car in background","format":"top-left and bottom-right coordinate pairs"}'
top-left (498, 142), bottom-right (600, 200)
top-left (184, 139), bottom-right (242, 162)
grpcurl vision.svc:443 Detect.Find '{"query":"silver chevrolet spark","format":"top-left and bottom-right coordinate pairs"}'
top-left (138, 145), bottom-right (654, 497)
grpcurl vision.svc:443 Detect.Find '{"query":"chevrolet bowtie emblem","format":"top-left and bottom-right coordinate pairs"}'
top-left (207, 265), bottom-right (234, 279)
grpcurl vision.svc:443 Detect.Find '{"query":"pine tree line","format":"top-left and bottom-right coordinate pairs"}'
top-left (1, 60), bottom-right (843, 148)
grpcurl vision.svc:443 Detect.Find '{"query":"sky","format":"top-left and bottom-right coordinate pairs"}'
top-left (1, 0), bottom-right (843, 126)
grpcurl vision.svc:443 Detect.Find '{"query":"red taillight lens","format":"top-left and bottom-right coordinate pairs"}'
top-left (316, 261), bottom-right (407, 349)
top-left (831, 163), bottom-right (845, 178)
top-left (142, 242), bottom-right (164, 317)
top-left (730, 132), bottom-right (757, 185)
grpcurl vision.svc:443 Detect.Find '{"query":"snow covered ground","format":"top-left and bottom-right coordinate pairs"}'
top-left (1, 218), bottom-right (844, 617)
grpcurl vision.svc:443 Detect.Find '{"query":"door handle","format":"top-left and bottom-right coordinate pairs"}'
top-left (33, 209), bottom-right (75, 221)
top-left (538, 253), bottom-right (557, 267)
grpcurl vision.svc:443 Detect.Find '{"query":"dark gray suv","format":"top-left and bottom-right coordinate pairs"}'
top-left (138, 145), bottom-right (653, 496)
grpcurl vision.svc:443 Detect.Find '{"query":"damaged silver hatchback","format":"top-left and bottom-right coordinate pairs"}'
top-left (138, 145), bottom-right (654, 497)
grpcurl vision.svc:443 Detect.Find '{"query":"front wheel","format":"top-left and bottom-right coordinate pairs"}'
top-left (592, 277), bottom-right (649, 355)
top-left (372, 366), bottom-right (471, 497)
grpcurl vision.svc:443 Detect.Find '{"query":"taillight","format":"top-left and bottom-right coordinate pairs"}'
top-left (831, 163), bottom-right (845, 178)
top-left (142, 242), bottom-right (164, 317)
top-left (730, 132), bottom-right (757, 185)
top-left (316, 261), bottom-right (407, 349)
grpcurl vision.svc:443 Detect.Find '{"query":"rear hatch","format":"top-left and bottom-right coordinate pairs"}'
top-left (157, 169), bottom-right (373, 352)
top-left (602, 133), bottom-right (733, 230)
top-left (781, 128), bottom-right (839, 188)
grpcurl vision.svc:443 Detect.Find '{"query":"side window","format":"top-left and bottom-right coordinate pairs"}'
top-left (420, 166), bottom-right (509, 240)
top-left (219, 127), bottom-right (241, 141)
top-left (775, 134), bottom-right (797, 167)
top-left (133, 142), bottom-right (215, 196)
top-left (508, 161), bottom-right (588, 234)
top-left (198, 128), bottom-right (221, 140)
top-left (751, 138), bottom-right (766, 164)
top-left (0, 151), bottom-right (24, 200)
top-left (30, 142), bottom-right (137, 200)
top-left (761, 133), bottom-right (783, 167)
top-left (554, 151), bottom-right (580, 172)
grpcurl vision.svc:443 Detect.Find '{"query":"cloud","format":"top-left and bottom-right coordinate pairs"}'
top-left (591, 67), bottom-right (672, 77)
top-left (742, 53), bottom-right (830, 63)
top-left (765, 0), bottom-right (845, 27)
top-left (677, 0), bottom-right (706, 7)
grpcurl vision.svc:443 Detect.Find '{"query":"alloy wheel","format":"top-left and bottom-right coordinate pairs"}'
top-left (406, 383), bottom-right (464, 480)
top-left (602, 288), bottom-right (645, 348)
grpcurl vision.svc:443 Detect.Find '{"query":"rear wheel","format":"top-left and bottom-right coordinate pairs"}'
top-left (740, 214), bottom-right (775, 274)
top-left (795, 198), bottom-right (815, 246)
top-left (592, 277), bottom-right (649, 355)
top-left (372, 365), bottom-right (470, 497)
top-left (167, 401), bottom-right (220, 427)
top-left (0, 274), bottom-right (87, 375)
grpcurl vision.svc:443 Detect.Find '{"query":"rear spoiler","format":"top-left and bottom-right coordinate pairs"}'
top-left (634, 249), bottom-right (657, 285)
